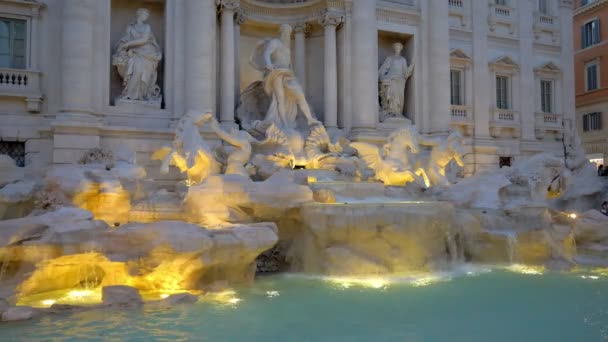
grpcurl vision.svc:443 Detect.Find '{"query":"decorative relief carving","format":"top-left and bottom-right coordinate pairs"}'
top-left (319, 11), bottom-right (343, 26)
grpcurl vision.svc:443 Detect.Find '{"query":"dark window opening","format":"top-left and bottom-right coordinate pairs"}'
top-left (0, 141), bottom-right (25, 167)
top-left (499, 156), bottom-right (512, 168)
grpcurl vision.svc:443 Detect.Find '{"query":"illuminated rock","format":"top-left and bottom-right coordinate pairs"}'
top-left (289, 202), bottom-right (461, 275)
top-left (1, 306), bottom-right (38, 322)
top-left (0, 180), bottom-right (36, 219)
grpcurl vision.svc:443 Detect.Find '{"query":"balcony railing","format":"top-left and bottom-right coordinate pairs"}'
top-left (448, 0), bottom-right (463, 8)
top-left (492, 108), bottom-right (520, 124)
top-left (492, 4), bottom-right (511, 17)
top-left (451, 105), bottom-right (471, 121)
top-left (535, 112), bottom-right (563, 128)
top-left (0, 68), bottom-right (42, 112)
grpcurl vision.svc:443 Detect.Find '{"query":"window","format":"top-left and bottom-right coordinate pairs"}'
top-left (450, 70), bottom-right (462, 106)
top-left (583, 112), bottom-right (602, 131)
top-left (495, 0), bottom-right (508, 5)
top-left (499, 157), bottom-right (512, 168)
top-left (540, 80), bottom-right (552, 113)
top-left (496, 76), bottom-right (509, 109)
top-left (539, 0), bottom-right (549, 14)
top-left (0, 18), bottom-right (26, 69)
top-left (586, 62), bottom-right (599, 91)
top-left (581, 19), bottom-right (600, 49)
top-left (0, 141), bottom-right (25, 167)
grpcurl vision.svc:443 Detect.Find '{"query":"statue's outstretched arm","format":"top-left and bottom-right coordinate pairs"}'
top-left (209, 119), bottom-right (244, 148)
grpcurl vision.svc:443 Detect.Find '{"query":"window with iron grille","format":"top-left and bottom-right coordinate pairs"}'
top-left (0, 141), bottom-right (25, 167)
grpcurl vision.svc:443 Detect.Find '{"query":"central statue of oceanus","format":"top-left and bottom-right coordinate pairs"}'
top-left (237, 24), bottom-right (320, 134)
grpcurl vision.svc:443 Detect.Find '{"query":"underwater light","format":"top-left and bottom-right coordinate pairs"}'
top-left (328, 277), bottom-right (389, 289)
top-left (41, 299), bottom-right (56, 307)
top-left (227, 297), bottom-right (241, 304)
top-left (507, 264), bottom-right (544, 275)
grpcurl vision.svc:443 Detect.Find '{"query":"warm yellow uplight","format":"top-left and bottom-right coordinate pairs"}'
top-left (411, 276), bottom-right (442, 287)
top-left (307, 176), bottom-right (317, 184)
top-left (227, 297), bottom-right (241, 304)
top-left (160, 294), bottom-right (170, 299)
top-left (328, 277), bottom-right (389, 289)
top-left (507, 264), bottom-right (544, 275)
top-left (68, 289), bottom-right (94, 299)
top-left (41, 299), bottom-right (56, 307)
top-left (569, 213), bottom-right (577, 219)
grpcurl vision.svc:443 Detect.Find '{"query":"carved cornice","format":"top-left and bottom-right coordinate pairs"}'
top-left (575, 0), bottom-right (608, 15)
top-left (239, 0), bottom-right (344, 24)
top-left (319, 11), bottom-right (343, 26)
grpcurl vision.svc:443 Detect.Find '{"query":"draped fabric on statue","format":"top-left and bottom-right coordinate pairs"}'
top-left (380, 78), bottom-right (406, 116)
top-left (250, 39), bottom-right (301, 130)
top-left (113, 23), bottom-right (162, 101)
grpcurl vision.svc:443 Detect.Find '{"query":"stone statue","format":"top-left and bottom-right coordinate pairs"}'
top-left (351, 126), bottom-right (429, 186)
top-left (416, 132), bottom-right (465, 187)
top-left (112, 8), bottom-right (162, 106)
top-left (249, 24), bottom-right (319, 130)
top-left (152, 111), bottom-right (221, 185)
top-left (378, 42), bottom-right (414, 121)
top-left (207, 117), bottom-right (255, 177)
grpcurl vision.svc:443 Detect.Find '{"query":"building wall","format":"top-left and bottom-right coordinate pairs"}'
top-left (574, 0), bottom-right (608, 162)
top-left (0, 0), bottom-right (576, 179)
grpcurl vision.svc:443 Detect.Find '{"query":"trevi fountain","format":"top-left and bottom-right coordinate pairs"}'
top-left (0, 1), bottom-right (607, 341)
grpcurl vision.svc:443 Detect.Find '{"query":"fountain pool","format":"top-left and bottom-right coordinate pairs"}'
top-left (2, 268), bottom-right (608, 341)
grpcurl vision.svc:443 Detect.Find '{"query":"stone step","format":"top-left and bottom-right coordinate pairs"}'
top-left (309, 181), bottom-right (385, 199)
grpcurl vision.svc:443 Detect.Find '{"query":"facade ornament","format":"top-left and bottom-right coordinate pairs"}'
top-left (378, 42), bottom-right (414, 122)
top-left (319, 11), bottom-right (343, 27)
top-left (112, 8), bottom-right (163, 108)
top-left (292, 22), bottom-right (311, 37)
top-left (216, 0), bottom-right (240, 12)
top-left (234, 9), bottom-right (247, 26)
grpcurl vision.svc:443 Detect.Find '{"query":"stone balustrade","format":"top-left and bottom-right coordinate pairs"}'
top-left (490, 108), bottom-right (520, 138)
top-left (0, 68), bottom-right (43, 112)
top-left (450, 105), bottom-right (474, 136)
top-left (448, 0), bottom-right (463, 8)
top-left (534, 112), bottom-right (563, 140)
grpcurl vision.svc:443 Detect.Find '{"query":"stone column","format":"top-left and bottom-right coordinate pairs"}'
top-left (518, 0), bottom-right (536, 141)
top-left (320, 13), bottom-right (342, 129)
top-left (559, 0), bottom-right (575, 138)
top-left (234, 11), bottom-right (246, 108)
top-left (350, 0), bottom-right (378, 130)
top-left (471, 0), bottom-right (491, 138)
top-left (427, 0), bottom-right (450, 134)
top-left (218, 0), bottom-right (238, 124)
top-left (340, 0), bottom-right (353, 131)
top-left (184, 0), bottom-right (216, 114)
top-left (293, 23), bottom-right (309, 91)
top-left (60, 0), bottom-right (95, 119)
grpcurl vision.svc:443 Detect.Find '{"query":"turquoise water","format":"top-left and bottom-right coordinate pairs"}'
top-left (2, 269), bottom-right (608, 341)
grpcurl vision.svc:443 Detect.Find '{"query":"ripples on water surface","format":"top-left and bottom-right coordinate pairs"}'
top-left (2, 268), bottom-right (608, 341)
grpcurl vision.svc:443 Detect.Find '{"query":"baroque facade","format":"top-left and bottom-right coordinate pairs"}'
top-left (0, 0), bottom-right (575, 177)
top-left (574, 0), bottom-right (608, 165)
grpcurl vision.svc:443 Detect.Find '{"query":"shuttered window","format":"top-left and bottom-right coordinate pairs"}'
top-left (586, 63), bottom-right (599, 91)
top-left (450, 70), bottom-right (462, 106)
top-left (583, 112), bottom-right (602, 132)
top-left (541, 80), bottom-right (552, 113)
top-left (581, 19), bottom-right (600, 49)
top-left (496, 76), bottom-right (509, 109)
top-left (0, 18), bottom-right (26, 69)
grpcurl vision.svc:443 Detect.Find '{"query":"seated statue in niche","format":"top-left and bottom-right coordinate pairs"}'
top-left (248, 24), bottom-right (320, 131)
top-left (378, 42), bottom-right (414, 122)
top-left (112, 8), bottom-right (162, 107)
